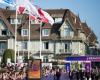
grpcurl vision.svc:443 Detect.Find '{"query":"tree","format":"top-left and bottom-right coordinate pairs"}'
top-left (23, 55), bottom-right (28, 63)
top-left (3, 49), bottom-right (14, 64)
top-left (23, 55), bottom-right (34, 63)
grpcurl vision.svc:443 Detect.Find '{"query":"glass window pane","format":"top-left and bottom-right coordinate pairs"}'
top-left (42, 29), bottom-right (49, 36)
top-left (22, 29), bottom-right (28, 36)
top-left (44, 42), bottom-right (49, 49)
top-left (22, 42), bottom-right (27, 49)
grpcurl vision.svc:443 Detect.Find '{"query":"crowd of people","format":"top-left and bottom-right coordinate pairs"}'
top-left (0, 63), bottom-right (100, 80)
top-left (0, 63), bottom-right (28, 80)
top-left (41, 66), bottom-right (100, 80)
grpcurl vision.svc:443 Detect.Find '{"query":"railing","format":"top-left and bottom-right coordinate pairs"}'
top-left (59, 49), bottom-right (72, 53)
top-left (65, 49), bottom-right (72, 53)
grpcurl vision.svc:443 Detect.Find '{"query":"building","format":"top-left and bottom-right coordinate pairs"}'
top-left (0, 8), bottom-right (98, 63)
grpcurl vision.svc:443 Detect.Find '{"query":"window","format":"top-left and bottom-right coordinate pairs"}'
top-left (0, 42), bottom-right (7, 49)
top-left (43, 42), bottom-right (49, 49)
top-left (21, 42), bottom-right (27, 50)
top-left (21, 29), bottom-right (28, 36)
top-left (42, 29), bottom-right (49, 36)
top-left (11, 18), bottom-right (21, 24)
top-left (0, 42), bottom-right (7, 54)
top-left (2, 29), bottom-right (7, 36)
top-left (43, 56), bottom-right (48, 63)
top-left (55, 18), bottom-right (62, 23)
top-left (64, 28), bottom-right (70, 37)
top-left (64, 43), bottom-right (70, 52)
top-left (10, 18), bottom-right (14, 24)
top-left (65, 44), bottom-right (68, 52)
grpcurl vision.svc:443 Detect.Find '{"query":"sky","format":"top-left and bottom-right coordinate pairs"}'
top-left (0, 0), bottom-right (100, 47)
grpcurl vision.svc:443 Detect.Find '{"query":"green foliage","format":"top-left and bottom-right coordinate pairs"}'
top-left (23, 55), bottom-right (28, 63)
top-left (29, 56), bottom-right (34, 60)
top-left (3, 49), bottom-right (14, 64)
top-left (23, 56), bottom-right (34, 63)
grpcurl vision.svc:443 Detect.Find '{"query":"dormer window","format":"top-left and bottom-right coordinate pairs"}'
top-left (55, 18), bottom-right (62, 23)
top-left (60, 21), bottom-right (74, 37)
top-left (21, 29), bottom-right (28, 36)
top-left (10, 18), bottom-right (14, 24)
top-left (10, 18), bottom-right (21, 24)
top-left (64, 28), bottom-right (70, 37)
top-left (42, 29), bottom-right (49, 36)
top-left (17, 18), bottom-right (21, 24)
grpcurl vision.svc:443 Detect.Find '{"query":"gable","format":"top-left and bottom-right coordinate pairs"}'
top-left (59, 21), bottom-right (74, 38)
top-left (0, 18), bottom-right (12, 36)
top-left (60, 21), bottom-right (73, 31)
top-left (0, 10), bottom-right (14, 36)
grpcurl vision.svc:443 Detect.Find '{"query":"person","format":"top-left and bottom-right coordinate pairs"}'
top-left (23, 72), bottom-right (28, 80)
top-left (76, 70), bottom-right (79, 80)
top-left (0, 73), bottom-right (3, 80)
top-left (46, 70), bottom-right (55, 80)
top-left (85, 71), bottom-right (90, 80)
top-left (69, 70), bottom-right (73, 80)
top-left (91, 69), bottom-right (95, 80)
top-left (56, 68), bottom-right (61, 80)
top-left (95, 67), bottom-right (99, 80)
top-left (60, 69), bottom-right (69, 80)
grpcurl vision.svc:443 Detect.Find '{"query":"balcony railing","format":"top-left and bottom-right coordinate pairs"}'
top-left (59, 49), bottom-right (72, 53)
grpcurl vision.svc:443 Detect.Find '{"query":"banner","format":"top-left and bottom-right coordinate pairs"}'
top-left (66, 62), bottom-right (70, 72)
top-left (28, 59), bottom-right (41, 79)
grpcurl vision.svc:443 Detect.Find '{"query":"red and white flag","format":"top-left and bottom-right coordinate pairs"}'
top-left (40, 9), bottom-right (54, 25)
top-left (36, 6), bottom-right (54, 25)
top-left (16, 0), bottom-right (39, 17)
top-left (38, 8), bottom-right (49, 23)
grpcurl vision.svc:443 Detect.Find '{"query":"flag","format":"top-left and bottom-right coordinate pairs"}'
top-left (0, 0), bottom-right (15, 7)
top-left (36, 6), bottom-right (54, 25)
top-left (17, 6), bottom-right (25, 14)
top-left (41, 10), bottom-right (54, 25)
top-left (37, 8), bottom-right (49, 23)
top-left (29, 15), bottom-right (36, 20)
top-left (16, 0), bottom-right (39, 17)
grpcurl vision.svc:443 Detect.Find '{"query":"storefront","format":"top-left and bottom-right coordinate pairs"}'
top-left (65, 56), bottom-right (100, 72)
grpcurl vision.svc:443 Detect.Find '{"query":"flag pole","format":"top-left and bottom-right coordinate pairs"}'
top-left (15, 7), bottom-right (18, 63)
top-left (39, 21), bottom-right (42, 59)
top-left (28, 14), bottom-right (30, 59)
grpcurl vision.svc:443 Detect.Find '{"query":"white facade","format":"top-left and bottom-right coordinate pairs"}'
top-left (7, 38), bottom-right (15, 50)
top-left (0, 17), bottom-right (87, 63)
top-left (13, 21), bottom-right (87, 60)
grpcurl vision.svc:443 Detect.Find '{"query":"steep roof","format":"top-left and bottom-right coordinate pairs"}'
top-left (67, 10), bottom-right (82, 30)
top-left (81, 22), bottom-right (91, 37)
top-left (0, 8), bottom-right (98, 46)
top-left (45, 9), bottom-right (67, 18)
top-left (0, 9), bottom-right (15, 36)
top-left (81, 22), bottom-right (97, 43)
